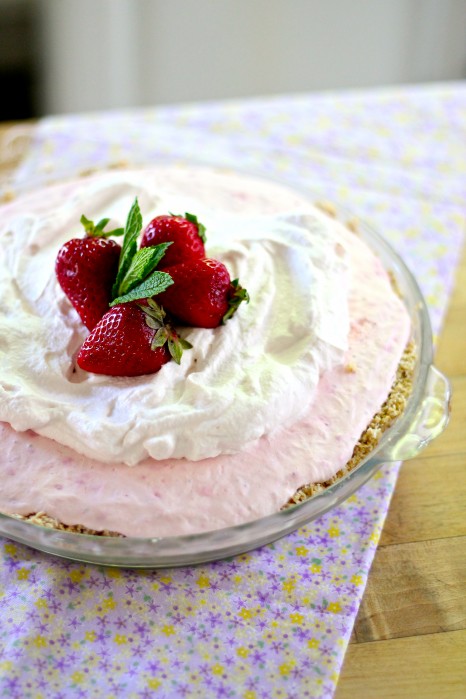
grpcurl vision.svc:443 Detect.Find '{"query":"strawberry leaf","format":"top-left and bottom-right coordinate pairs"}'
top-left (112, 198), bottom-right (143, 299)
top-left (151, 326), bottom-right (170, 350)
top-left (141, 297), bottom-right (167, 324)
top-left (80, 214), bottom-right (124, 239)
top-left (185, 212), bottom-right (207, 243)
top-left (117, 243), bottom-right (172, 296)
top-left (168, 336), bottom-right (193, 365)
top-left (138, 299), bottom-right (193, 364)
top-left (222, 279), bottom-right (250, 323)
top-left (168, 211), bottom-right (207, 243)
top-left (110, 270), bottom-right (173, 306)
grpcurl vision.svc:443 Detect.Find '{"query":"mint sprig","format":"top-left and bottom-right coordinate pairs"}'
top-left (112, 198), bottom-right (143, 300)
top-left (116, 243), bottom-right (172, 297)
top-left (110, 270), bottom-right (173, 306)
top-left (109, 198), bottom-right (173, 305)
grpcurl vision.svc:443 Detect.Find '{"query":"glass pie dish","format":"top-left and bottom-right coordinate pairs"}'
top-left (0, 173), bottom-right (450, 568)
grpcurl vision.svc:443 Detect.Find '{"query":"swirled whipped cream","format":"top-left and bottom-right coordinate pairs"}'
top-left (0, 170), bottom-right (350, 465)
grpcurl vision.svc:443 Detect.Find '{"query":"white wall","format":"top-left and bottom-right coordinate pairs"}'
top-left (36, 0), bottom-right (466, 115)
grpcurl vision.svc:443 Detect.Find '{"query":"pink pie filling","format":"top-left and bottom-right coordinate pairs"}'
top-left (0, 169), bottom-right (410, 537)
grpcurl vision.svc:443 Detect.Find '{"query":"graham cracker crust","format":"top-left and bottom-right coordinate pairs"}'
top-left (284, 340), bottom-right (416, 506)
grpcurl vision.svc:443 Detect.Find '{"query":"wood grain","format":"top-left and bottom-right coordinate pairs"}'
top-left (338, 241), bottom-right (466, 696)
top-left (436, 307), bottom-right (466, 378)
top-left (352, 536), bottom-right (466, 642)
top-left (380, 453), bottom-right (466, 545)
top-left (336, 630), bottom-right (466, 699)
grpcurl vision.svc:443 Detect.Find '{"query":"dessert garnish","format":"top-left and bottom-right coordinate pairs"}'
top-left (110, 199), bottom-right (174, 306)
top-left (77, 299), bottom-right (191, 377)
top-left (55, 199), bottom-right (249, 376)
top-left (55, 215), bottom-right (124, 330)
top-left (140, 212), bottom-right (206, 267)
top-left (157, 258), bottom-right (250, 328)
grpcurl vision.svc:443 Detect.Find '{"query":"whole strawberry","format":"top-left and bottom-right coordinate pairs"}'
top-left (157, 258), bottom-right (249, 328)
top-left (77, 299), bottom-right (191, 377)
top-left (140, 213), bottom-right (206, 267)
top-left (55, 215), bottom-right (123, 330)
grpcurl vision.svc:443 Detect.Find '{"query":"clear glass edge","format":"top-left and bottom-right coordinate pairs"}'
top-left (0, 162), bottom-right (451, 567)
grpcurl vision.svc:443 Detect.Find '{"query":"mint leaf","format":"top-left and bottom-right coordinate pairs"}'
top-left (112, 198), bottom-right (143, 299)
top-left (117, 243), bottom-right (172, 296)
top-left (109, 270), bottom-right (173, 306)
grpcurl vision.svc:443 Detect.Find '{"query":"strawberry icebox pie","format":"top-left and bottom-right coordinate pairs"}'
top-left (0, 166), bottom-right (414, 539)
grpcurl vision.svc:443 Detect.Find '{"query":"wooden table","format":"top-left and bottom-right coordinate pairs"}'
top-left (1, 121), bottom-right (465, 698)
top-left (336, 247), bottom-right (466, 696)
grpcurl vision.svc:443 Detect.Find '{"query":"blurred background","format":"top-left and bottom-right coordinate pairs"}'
top-left (1, 0), bottom-right (465, 121)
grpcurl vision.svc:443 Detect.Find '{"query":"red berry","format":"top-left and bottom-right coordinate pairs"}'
top-left (157, 258), bottom-right (248, 328)
top-left (56, 237), bottom-right (121, 330)
top-left (77, 300), bottom-right (190, 377)
top-left (140, 213), bottom-right (206, 267)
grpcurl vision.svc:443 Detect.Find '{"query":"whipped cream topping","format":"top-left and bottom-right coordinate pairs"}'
top-left (0, 170), bottom-right (350, 465)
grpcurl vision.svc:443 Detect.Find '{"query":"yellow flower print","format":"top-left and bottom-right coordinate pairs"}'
top-left (196, 575), bottom-right (210, 588)
top-left (295, 546), bottom-right (309, 557)
top-left (35, 599), bottom-right (48, 609)
top-left (238, 608), bottom-right (254, 620)
top-left (17, 568), bottom-right (30, 580)
top-left (310, 563), bottom-right (321, 573)
top-left (71, 672), bottom-right (84, 684)
top-left (114, 634), bottom-right (127, 645)
top-left (282, 579), bottom-right (296, 592)
top-left (85, 631), bottom-right (97, 642)
top-left (308, 638), bottom-right (319, 649)
top-left (328, 526), bottom-right (340, 537)
top-left (161, 625), bottom-right (175, 636)
top-left (236, 647), bottom-right (249, 658)
top-left (33, 637), bottom-right (47, 648)
top-left (279, 662), bottom-right (295, 676)
top-left (327, 602), bottom-right (341, 613)
top-left (351, 574), bottom-right (363, 586)
top-left (69, 570), bottom-right (86, 583)
top-left (211, 664), bottom-right (224, 675)
top-left (148, 678), bottom-right (161, 690)
top-left (244, 692), bottom-right (256, 699)
top-left (289, 613), bottom-right (304, 625)
top-left (4, 543), bottom-right (17, 555)
top-left (106, 568), bottom-right (122, 578)
top-left (102, 597), bottom-right (117, 611)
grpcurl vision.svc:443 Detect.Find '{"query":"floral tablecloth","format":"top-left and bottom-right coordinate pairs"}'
top-left (1, 82), bottom-right (465, 698)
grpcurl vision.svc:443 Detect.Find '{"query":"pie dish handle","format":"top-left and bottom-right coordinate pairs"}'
top-left (376, 365), bottom-right (451, 462)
